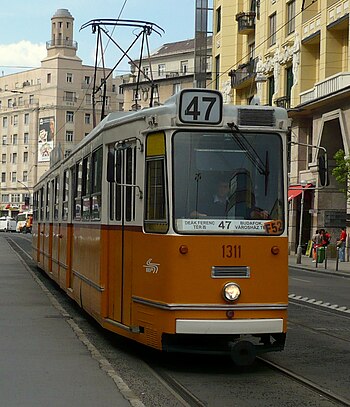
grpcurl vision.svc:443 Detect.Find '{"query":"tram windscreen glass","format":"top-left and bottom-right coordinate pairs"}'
top-left (173, 131), bottom-right (284, 235)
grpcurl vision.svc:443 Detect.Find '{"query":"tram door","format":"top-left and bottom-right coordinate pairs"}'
top-left (108, 143), bottom-right (137, 326)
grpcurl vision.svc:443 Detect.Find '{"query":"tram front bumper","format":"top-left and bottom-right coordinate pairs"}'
top-left (175, 318), bottom-right (284, 334)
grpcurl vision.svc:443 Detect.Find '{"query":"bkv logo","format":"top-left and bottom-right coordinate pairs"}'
top-left (143, 258), bottom-right (160, 274)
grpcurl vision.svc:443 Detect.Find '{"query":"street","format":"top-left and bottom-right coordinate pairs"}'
top-left (5, 233), bottom-right (350, 407)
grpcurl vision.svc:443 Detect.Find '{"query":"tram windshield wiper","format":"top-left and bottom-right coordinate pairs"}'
top-left (227, 121), bottom-right (270, 195)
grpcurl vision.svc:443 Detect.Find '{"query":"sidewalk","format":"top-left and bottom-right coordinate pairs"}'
top-left (0, 236), bottom-right (136, 407)
top-left (288, 252), bottom-right (350, 277)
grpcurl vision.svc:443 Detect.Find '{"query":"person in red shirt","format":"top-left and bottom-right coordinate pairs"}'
top-left (338, 227), bottom-right (347, 262)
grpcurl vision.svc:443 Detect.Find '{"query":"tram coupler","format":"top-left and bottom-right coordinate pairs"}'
top-left (228, 340), bottom-right (257, 366)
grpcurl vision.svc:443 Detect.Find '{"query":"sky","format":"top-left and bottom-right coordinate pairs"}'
top-left (0, 0), bottom-right (196, 76)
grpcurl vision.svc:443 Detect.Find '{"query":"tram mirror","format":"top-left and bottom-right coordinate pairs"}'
top-left (107, 151), bottom-right (115, 183)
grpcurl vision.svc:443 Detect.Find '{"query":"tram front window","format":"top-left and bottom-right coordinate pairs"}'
top-left (173, 131), bottom-right (284, 235)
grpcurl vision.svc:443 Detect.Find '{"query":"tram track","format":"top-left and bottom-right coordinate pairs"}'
top-left (8, 235), bottom-right (350, 406)
top-left (143, 362), bottom-right (207, 407)
top-left (258, 357), bottom-right (350, 407)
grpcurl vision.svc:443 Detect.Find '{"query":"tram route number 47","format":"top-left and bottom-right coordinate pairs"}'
top-left (179, 89), bottom-right (223, 125)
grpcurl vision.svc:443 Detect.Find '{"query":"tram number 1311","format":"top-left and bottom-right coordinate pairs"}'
top-left (222, 245), bottom-right (241, 258)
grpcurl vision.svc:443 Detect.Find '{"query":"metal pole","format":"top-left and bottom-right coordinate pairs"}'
top-left (296, 186), bottom-right (305, 264)
top-left (336, 247), bottom-right (339, 271)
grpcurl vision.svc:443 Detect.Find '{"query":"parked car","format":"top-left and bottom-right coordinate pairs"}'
top-left (0, 216), bottom-right (17, 232)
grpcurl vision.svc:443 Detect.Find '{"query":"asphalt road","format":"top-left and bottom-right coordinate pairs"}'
top-left (6, 234), bottom-right (350, 407)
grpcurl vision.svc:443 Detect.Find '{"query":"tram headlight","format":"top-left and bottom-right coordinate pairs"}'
top-left (223, 282), bottom-right (241, 302)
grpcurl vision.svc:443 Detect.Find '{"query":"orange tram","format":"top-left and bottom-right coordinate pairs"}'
top-left (32, 89), bottom-right (289, 365)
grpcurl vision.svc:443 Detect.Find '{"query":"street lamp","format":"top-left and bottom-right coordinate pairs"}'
top-left (296, 180), bottom-right (307, 264)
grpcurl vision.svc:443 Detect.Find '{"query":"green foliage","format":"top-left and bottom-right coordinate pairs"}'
top-left (332, 149), bottom-right (349, 195)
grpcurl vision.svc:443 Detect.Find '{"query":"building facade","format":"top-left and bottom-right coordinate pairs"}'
top-left (122, 38), bottom-right (212, 111)
top-left (0, 9), bottom-right (118, 217)
top-left (213, 0), bottom-right (350, 255)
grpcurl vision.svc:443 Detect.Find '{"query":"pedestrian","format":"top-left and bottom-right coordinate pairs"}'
top-left (337, 227), bottom-right (347, 262)
top-left (312, 229), bottom-right (322, 262)
top-left (320, 229), bottom-right (331, 247)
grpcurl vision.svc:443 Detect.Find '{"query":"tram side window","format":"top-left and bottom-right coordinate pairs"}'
top-left (144, 132), bottom-right (168, 233)
top-left (125, 147), bottom-right (136, 222)
top-left (115, 149), bottom-right (122, 221)
top-left (39, 187), bottom-right (44, 220)
top-left (82, 155), bottom-right (91, 220)
top-left (33, 191), bottom-right (39, 221)
top-left (62, 170), bottom-right (69, 221)
top-left (54, 176), bottom-right (59, 221)
top-left (73, 161), bottom-right (82, 220)
top-left (91, 147), bottom-right (102, 220)
top-left (45, 181), bottom-right (50, 220)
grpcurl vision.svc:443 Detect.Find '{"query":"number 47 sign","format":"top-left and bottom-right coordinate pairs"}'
top-left (179, 89), bottom-right (223, 125)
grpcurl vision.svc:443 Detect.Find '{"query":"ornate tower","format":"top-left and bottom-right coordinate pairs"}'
top-left (46, 8), bottom-right (78, 58)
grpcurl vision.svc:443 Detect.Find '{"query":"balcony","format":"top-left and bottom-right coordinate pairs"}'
top-left (299, 72), bottom-right (350, 104)
top-left (46, 39), bottom-right (78, 51)
top-left (236, 12), bottom-right (256, 35)
top-left (229, 58), bottom-right (257, 89)
top-left (274, 96), bottom-right (290, 109)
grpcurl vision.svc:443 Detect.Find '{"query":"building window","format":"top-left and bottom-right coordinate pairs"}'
top-left (29, 95), bottom-right (34, 104)
top-left (143, 66), bottom-right (150, 79)
top-left (215, 55), bottom-right (220, 90)
top-left (216, 6), bottom-right (221, 33)
top-left (66, 73), bottom-right (73, 83)
top-left (66, 130), bottom-right (74, 142)
top-left (23, 171), bottom-right (28, 182)
top-left (2, 194), bottom-right (9, 203)
top-left (23, 151), bottom-right (28, 162)
top-left (64, 150), bottom-right (71, 158)
top-left (118, 85), bottom-right (124, 95)
top-left (8, 99), bottom-right (13, 108)
top-left (269, 13), bottom-right (277, 46)
top-left (13, 134), bottom-right (18, 145)
top-left (64, 91), bottom-right (75, 102)
top-left (286, 66), bottom-right (293, 105)
top-left (12, 194), bottom-right (20, 203)
top-left (1, 172), bottom-right (5, 182)
top-left (24, 113), bottom-right (29, 125)
top-left (173, 83), bottom-right (181, 94)
top-left (249, 42), bottom-right (255, 60)
top-left (11, 172), bottom-right (17, 182)
top-left (85, 113), bottom-right (91, 124)
top-left (47, 73), bottom-right (51, 83)
top-left (2, 135), bottom-right (7, 145)
top-left (84, 76), bottom-right (90, 85)
top-left (13, 115), bottom-right (18, 126)
top-left (158, 64), bottom-right (165, 77)
top-left (287, 1), bottom-right (296, 35)
top-left (180, 60), bottom-right (188, 74)
top-left (85, 94), bottom-right (92, 105)
top-left (3, 117), bottom-right (8, 128)
top-left (2, 154), bottom-right (6, 163)
top-left (24, 132), bottom-right (29, 144)
top-left (268, 76), bottom-right (275, 105)
top-left (12, 153), bottom-right (17, 164)
top-left (18, 97), bottom-right (23, 106)
top-left (66, 111), bottom-right (74, 122)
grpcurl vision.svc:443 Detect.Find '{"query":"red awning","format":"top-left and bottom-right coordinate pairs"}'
top-left (288, 184), bottom-right (313, 201)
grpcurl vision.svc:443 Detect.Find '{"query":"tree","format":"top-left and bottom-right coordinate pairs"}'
top-left (332, 149), bottom-right (350, 195)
